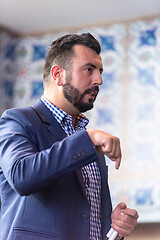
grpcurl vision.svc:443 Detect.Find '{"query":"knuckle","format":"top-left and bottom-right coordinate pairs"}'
top-left (115, 136), bottom-right (120, 142)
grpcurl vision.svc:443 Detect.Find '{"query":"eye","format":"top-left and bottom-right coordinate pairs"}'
top-left (85, 67), bottom-right (92, 73)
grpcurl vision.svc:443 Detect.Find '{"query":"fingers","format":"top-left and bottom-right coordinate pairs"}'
top-left (111, 206), bottom-right (139, 237)
top-left (110, 140), bottom-right (121, 170)
top-left (111, 215), bottom-right (138, 237)
top-left (86, 129), bottom-right (122, 169)
top-left (102, 135), bottom-right (121, 169)
top-left (121, 208), bottom-right (139, 220)
top-left (111, 220), bottom-right (135, 237)
top-left (116, 202), bottom-right (127, 211)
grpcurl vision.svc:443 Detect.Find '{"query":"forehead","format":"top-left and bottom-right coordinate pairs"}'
top-left (72, 45), bottom-right (103, 67)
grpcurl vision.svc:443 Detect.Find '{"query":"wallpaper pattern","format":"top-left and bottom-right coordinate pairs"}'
top-left (0, 17), bottom-right (160, 223)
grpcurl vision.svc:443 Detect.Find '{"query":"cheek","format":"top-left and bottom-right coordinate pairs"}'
top-left (71, 71), bottom-right (91, 90)
top-left (73, 80), bottom-right (88, 91)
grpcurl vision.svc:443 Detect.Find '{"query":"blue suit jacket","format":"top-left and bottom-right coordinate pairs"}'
top-left (0, 100), bottom-right (112, 240)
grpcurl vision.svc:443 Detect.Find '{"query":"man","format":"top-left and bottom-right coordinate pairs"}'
top-left (0, 33), bottom-right (138, 240)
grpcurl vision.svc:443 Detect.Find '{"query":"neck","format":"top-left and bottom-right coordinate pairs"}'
top-left (43, 91), bottom-right (81, 117)
top-left (72, 116), bottom-right (77, 128)
top-left (43, 92), bottom-right (80, 127)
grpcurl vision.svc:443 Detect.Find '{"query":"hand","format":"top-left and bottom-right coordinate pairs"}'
top-left (86, 129), bottom-right (121, 169)
top-left (111, 202), bottom-right (139, 238)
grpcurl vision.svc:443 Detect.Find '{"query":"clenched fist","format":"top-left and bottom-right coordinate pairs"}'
top-left (86, 129), bottom-right (121, 169)
top-left (111, 202), bottom-right (139, 238)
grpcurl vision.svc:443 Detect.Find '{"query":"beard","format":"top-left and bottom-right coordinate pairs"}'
top-left (63, 73), bottom-right (99, 113)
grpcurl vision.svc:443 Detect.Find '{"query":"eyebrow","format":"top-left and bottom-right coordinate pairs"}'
top-left (83, 63), bottom-right (103, 73)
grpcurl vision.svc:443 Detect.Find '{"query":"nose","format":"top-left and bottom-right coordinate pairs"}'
top-left (92, 70), bottom-right (103, 86)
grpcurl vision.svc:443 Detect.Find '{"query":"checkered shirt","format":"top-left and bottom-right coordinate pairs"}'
top-left (41, 96), bottom-right (102, 240)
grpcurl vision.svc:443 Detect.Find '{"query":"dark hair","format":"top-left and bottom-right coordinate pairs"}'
top-left (43, 33), bottom-right (101, 85)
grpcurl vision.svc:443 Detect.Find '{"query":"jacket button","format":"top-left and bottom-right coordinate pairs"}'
top-left (82, 213), bottom-right (89, 219)
top-left (82, 151), bottom-right (87, 156)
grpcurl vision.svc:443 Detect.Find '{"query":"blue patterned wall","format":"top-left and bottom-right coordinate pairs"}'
top-left (1, 17), bottom-right (160, 223)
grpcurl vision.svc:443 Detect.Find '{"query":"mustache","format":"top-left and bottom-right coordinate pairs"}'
top-left (84, 85), bottom-right (99, 95)
top-left (79, 85), bottom-right (99, 102)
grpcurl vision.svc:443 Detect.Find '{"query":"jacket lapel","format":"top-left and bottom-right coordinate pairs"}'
top-left (33, 99), bottom-right (67, 141)
top-left (33, 100), bottom-right (87, 198)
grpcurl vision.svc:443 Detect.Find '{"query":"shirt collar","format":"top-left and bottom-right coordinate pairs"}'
top-left (41, 96), bottom-right (89, 129)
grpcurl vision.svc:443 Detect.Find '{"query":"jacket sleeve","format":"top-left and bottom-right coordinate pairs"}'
top-left (0, 109), bottom-right (98, 196)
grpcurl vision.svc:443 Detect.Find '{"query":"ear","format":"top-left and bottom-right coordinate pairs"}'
top-left (50, 65), bottom-right (64, 86)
